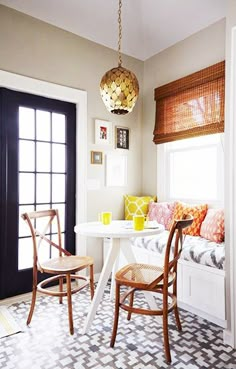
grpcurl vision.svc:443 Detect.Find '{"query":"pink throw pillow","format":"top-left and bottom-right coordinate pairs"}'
top-left (148, 202), bottom-right (175, 230)
top-left (200, 209), bottom-right (224, 243)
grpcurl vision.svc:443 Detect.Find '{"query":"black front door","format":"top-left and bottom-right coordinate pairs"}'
top-left (0, 88), bottom-right (76, 299)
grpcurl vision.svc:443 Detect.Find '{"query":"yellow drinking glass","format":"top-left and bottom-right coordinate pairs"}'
top-left (100, 212), bottom-right (112, 225)
top-left (133, 215), bottom-right (145, 231)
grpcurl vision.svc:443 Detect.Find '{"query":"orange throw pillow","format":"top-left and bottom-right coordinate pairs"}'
top-left (173, 201), bottom-right (208, 236)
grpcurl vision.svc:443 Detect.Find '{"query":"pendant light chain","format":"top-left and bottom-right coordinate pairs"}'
top-left (99, 0), bottom-right (139, 115)
top-left (118, 0), bottom-right (122, 67)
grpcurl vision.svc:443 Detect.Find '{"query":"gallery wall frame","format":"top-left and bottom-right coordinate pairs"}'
top-left (91, 151), bottom-right (103, 164)
top-left (106, 154), bottom-right (127, 187)
top-left (95, 119), bottom-right (112, 145)
top-left (115, 126), bottom-right (130, 150)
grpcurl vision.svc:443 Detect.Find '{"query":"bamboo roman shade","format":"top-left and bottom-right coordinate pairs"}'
top-left (153, 61), bottom-right (225, 144)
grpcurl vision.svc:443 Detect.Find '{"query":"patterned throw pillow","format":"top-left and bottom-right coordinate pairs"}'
top-left (124, 195), bottom-right (157, 220)
top-left (200, 209), bottom-right (224, 243)
top-left (173, 201), bottom-right (208, 236)
top-left (148, 202), bottom-right (175, 230)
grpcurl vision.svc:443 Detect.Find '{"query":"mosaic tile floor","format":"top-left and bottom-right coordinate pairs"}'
top-left (0, 284), bottom-right (235, 369)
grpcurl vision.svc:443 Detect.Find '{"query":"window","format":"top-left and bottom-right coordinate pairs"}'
top-left (157, 134), bottom-right (224, 206)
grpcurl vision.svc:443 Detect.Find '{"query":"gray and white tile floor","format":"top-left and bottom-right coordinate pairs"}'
top-left (0, 284), bottom-right (235, 369)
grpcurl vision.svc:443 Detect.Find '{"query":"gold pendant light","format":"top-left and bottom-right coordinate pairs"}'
top-left (100, 0), bottom-right (139, 115)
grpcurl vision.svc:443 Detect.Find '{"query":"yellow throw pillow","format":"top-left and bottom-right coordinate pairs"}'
top-left (124, 195), bottom-right (157, 220)
top-left (172, 201), bottom-right (208, 236)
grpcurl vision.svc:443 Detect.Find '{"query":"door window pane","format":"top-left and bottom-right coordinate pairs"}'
top-left (52, 144), bottom-right (65, 173)
top-left (51, 234), bottom-right (65, 259)
top-left (36, 174), bottom-right (51, 203)
top-left (52, 174), bottom-right (65, 203)
top-left (19, 107), bottom-right (35, 139)
top-left (36, 142), bottom-right (51, 172)
top-left (36, 204), bottom-right (51, 211)
top-left (19, 205), bottom-right (35, 237)
top-left (52, 113), bottom-right (65, 143)
top-left (18, 238), bottom-right (33, 270)
top-left (19, 173), bottom-right (35, 204)
top-left (51, 204), bottom-right (65, 233)
top-left (19, 140), bottom-right (35, 171)
top-left (36, 110), bottom-right (50, 141)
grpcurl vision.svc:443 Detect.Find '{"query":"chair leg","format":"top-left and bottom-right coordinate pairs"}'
top-left (66, 274), bottom-right (74, 335)
top-left (163, 292), bottom-right (171, 363)
top-left (27, 285), bottom-right (37, 325)
top-left (173, 279), bottom-right (182, 331)
top-left (89, 264), bottom-right (95, 299)
top-left (174, 304), bottom-right (182, 331)
top-left (110, 283), bottom-right (120, 347)
top-left (127, 289), bottom-right (134, 321)
top-left (59, 276), bottom-right (63, 304)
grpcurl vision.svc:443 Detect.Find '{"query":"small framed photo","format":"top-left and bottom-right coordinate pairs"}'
top-left (91, 151), bottom-right (103, 164)
top-left (115, 126), bottom-right (130, 150)
top-left (95, 119), bottom-right (112, 145)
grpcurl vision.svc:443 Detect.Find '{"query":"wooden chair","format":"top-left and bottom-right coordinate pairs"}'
top-left (21, 209), bottom-right (94, 335)
top-left (110, 215), bottom-right (193, 363)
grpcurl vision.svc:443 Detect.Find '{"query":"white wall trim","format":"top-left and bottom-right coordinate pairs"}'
top-left (224, 23), bottom-right (236, 348)
top-left (0, 70), bottom-right (87, 256)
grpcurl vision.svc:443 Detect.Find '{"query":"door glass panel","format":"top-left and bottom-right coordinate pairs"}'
top-left (19, 107), bottom-right (35, 139)
top-left (36, 174), bottom-right (51, 203)
top-left (36, 142), bottom-right (51, 172)
top-left (36, 204), bottom-right (51, 211)
top-left (17, 105), bottom-right (69, 273)
top-left (51, 204), bottom-right (65, 233)
top-left (19, 173), bottom-right (35, 204)
top-left (52, 174), bottom-right (65, 203)
top-left (52, 113), bottom-right (65, 143)
top-left (51, 234), bottom-right (65, 259)
top-left (36, 110), bottom-right (50, 141)
top-left (18, 238), bottom-right (33, 270)
top-left (19, 205), bottom-right (34, 237)
top-left (19, 140), bottom-right (35, 171)
top-left (37, 238), bottom-right (50, 263)
top-left (52, 144), bottom-right (65, 172)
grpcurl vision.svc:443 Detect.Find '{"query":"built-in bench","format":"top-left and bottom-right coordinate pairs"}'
top-left (120, 198), bottom-right (226, 327)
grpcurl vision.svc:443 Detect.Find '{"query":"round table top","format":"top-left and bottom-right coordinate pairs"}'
top-left (74, 220), bottom-right (164, 239)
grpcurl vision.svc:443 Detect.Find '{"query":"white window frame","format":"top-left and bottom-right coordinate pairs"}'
top-left (157, 134), bottom-right (224, 207)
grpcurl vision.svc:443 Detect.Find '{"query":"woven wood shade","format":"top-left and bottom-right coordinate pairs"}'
top-left (153, 61), bottom-right (225, 144)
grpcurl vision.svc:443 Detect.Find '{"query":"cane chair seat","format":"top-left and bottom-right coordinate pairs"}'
top-left (41, 255), bottom-right (94, 274)
top-left (116, 263), bottom-right (176, 289)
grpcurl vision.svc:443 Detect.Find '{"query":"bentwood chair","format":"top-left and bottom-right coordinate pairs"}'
top-left (110, 215), bottom-right (193, 363)
top-left (21, 209), bottom-right (94, 335)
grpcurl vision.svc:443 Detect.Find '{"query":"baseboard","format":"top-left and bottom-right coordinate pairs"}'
top-left (223, 329), bottom-right (235, 347)
top-left (178, 301), bottom-right (227, 328)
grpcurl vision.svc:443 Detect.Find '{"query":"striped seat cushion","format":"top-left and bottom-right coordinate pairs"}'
top-left (131, 230), bottom-right (225, 270)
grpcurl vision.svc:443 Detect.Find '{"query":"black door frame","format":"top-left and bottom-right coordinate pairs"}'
top-left (0, 88), bottom-right (76, 299)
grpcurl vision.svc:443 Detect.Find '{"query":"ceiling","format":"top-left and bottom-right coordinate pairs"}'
top-left (0, 0), bottom-right (226, 61)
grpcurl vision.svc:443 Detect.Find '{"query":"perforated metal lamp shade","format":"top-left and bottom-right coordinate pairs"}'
top-left (100, 66), bottom-right (139, 115)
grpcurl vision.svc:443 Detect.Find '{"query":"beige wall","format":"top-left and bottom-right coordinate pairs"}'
top-left (142, 18), bottom-right (226, 195)
top-left (0, 5), bottom-right (143, 272)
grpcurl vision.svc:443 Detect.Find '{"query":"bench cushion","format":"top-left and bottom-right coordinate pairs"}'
top-left (131, 230), bottom-right (225, 270)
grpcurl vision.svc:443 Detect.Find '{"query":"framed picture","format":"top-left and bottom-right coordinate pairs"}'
top-left (91, 151), bottom-right (103, 164)
top-left (95, 119), bottom-right (112, 145)
top-left (115, 126), bottom-right (130, 150)
top-left (106, 154), bottom-right (127, 187)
